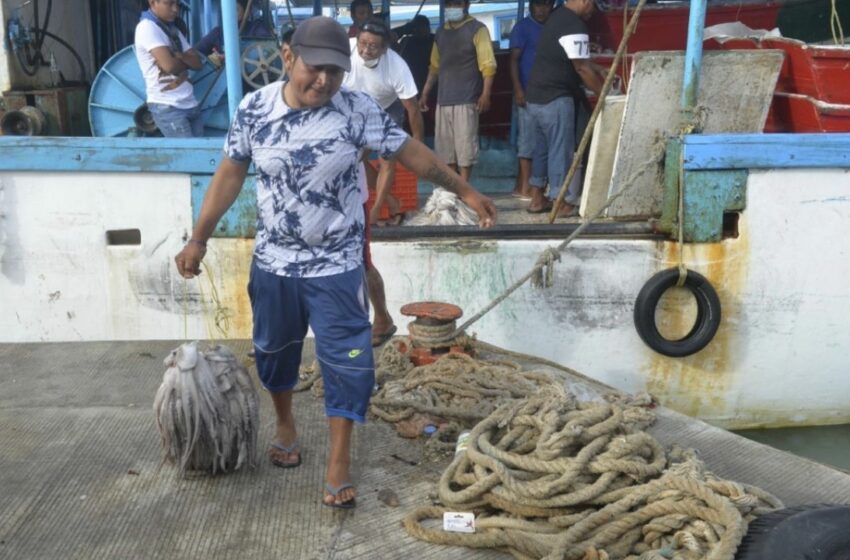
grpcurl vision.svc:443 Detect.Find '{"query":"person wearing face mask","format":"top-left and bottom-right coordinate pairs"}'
top-left (419, 0), bottom-right (496, 183)
top-left (344, 18), bottom-right (424, 220)
top-left (343, 17), bottom-right (424, 347)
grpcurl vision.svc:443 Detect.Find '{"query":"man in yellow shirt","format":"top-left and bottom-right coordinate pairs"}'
top-left (419, 0), bottom-right (496, 182)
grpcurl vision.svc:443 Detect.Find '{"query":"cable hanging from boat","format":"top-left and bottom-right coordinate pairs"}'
top-left (831, 0), bottom-right (845, 46)
top-left (40, 29), bottom-right (87, 82)
top-left (9, 0), bottom-right (88, 83)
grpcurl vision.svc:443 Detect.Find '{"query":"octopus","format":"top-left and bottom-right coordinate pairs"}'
top-left (153, 342), bottom-right (259, 476)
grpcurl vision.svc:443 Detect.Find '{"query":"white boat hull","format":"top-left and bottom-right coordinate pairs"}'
top-left (1, 168), bottom-right (849, 429)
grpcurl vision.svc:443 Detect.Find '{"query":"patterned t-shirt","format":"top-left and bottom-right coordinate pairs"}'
top-left (224, 82), bottom-right (408, 278)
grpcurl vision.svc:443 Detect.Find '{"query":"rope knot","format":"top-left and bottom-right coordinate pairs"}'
top-left (531, 247), bottom-right (562, 289)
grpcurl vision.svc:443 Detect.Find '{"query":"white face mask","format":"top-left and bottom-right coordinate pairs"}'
top-left (362, 56), bottom-right (380, 68)
top-left (445, 7), bottom-right (464, 22)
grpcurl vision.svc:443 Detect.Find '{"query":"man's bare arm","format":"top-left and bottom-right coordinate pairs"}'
top-left (418, 71), bottom-right (438, 112)
top-left (175, 157), bottom-right (249, 277)
top-left (150, 45), bottom-right (202, 75)
top-left (509, 48), bottom-right (525, 106)
top-left (574, 59), bottom-right (603, 96)
top-left (178, 48), bottom-right (203, 70)
top-left (150, 46), bottom-right (190, 75)
top-left (401, 97), bottom-right (424, 141)
top-left (395, 139), bottom-right (497, 227)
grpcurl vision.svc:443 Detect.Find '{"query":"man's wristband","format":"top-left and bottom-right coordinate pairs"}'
top-left (188, 239), bottom-right (207, 248)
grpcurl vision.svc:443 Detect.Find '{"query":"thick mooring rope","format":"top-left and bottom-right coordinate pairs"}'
top-left (407, 320), bottom-right (471, 349)
top-left (403, 392), bottom-right (782, 560)
top-left (370, 340), bottom-right (557, 425)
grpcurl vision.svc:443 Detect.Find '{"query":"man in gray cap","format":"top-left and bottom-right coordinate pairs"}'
top-left (174, 16), bottom-right (496, 509)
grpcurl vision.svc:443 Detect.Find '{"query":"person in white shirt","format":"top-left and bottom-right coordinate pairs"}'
top-left (343, 17), bottom-right (425, 347)
top-left (135, 0), bottom-right (204, 137)
top-left (344, 18), bottom-right (424, 225)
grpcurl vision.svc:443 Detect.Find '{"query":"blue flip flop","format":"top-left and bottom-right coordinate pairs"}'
top-left (268, 441), bottom-right (302, 469)
top-left (324, 483), bottom-right (357, 509)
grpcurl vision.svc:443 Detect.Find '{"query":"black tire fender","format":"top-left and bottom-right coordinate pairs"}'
top-left (633, 268), bottom-right (721, 358)
top-left (736, 505), bottom-right (850, 559)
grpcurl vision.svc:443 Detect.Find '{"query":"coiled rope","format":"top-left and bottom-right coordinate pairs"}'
top-left (370, 341), bottom-right (557, 426)
top-left (404, 391), bottom-right (782, 560)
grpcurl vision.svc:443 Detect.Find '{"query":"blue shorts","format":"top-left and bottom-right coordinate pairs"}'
top-left (248, 262), bottom-right (375, 423)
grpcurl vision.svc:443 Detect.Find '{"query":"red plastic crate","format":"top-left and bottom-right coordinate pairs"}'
top-left (366, 159), bottom-right (418, 220)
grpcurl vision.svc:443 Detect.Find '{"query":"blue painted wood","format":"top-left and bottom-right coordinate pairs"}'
top-left (682, 170), bottom-right (747, 242)
top-left (683, 133), bottom-right (850, 170)
top-left (192, 175), bottom-right (257, 238)
top-left (0, 138), bottom-right (225, 173)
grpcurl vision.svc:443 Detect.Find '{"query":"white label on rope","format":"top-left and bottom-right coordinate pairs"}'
top-left (443, 512), bottom-right (475, 533)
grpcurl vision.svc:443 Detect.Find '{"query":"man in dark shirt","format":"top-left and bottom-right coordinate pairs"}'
top-left (525, 0), bottom-right (604, 216)
top-left (396, 15), bottom-right (434, 93)
top-left (509, 0), bottom-right (554, 199)
top-left (194, 0), bottom-right (273, 63)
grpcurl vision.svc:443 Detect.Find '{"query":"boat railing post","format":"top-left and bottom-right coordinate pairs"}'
top-left (662, 0), bottom-right (709, 234)
top-left (680, 0), bottom-right (708, 122)
top-left (222, 0), bottom-right (244, 120)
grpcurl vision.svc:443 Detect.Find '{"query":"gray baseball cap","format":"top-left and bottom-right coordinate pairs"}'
top-left (291, 16), bottom-right (351, 72)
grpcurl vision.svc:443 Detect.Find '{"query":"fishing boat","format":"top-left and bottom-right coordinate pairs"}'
top-left (1, 0), bottom-right (849, 432)
top-left (588, 0), bottom-right (848, 52)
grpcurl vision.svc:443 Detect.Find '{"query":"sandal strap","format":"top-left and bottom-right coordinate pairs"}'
top-left (269, 441), bottom-right (299, 454)
top-left (325, 482), bottom-right (355, 496)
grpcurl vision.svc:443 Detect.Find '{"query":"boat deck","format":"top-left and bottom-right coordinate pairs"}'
top-left (2, 340), bottom-right (850, 559)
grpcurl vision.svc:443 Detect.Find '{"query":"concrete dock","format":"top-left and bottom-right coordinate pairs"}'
top-left (2, 339), bottom-right (850, 559)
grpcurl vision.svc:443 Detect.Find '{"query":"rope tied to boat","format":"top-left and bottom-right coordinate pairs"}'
top-left (369, 342), bottom-right (558, 425)
top-left (404, 391), bottom-right (783, 560)
top-left (407, 320), bottom-right (470, 349)
top-left (531, 247), bottom-right (562, 289)
top-left (426, 154), bottom-right (658, 345)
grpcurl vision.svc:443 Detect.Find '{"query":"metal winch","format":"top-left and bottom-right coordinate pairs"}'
top-left (400, 301), bottom-right (474, 366)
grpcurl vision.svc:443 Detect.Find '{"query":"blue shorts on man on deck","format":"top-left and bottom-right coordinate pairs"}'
top-left (248, 261), bottom-right (375, 423)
